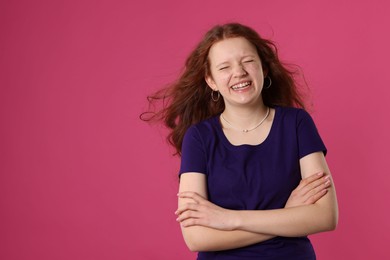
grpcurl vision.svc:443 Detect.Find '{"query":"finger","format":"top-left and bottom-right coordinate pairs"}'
top-left (304, 189), bottom-right (328, 205)
top-left (296, 172), bottom-right (324, 191)
top-left (302, 178), bottom-right (331, 203)
top-left (180, 217), bottom-right (202, 228)
top-left (175, 203), bottom-right (199, 215)
top-left (178, 191), bottom-right (206, 203)
top-left (179, 211), bottom-right (211, 228)
top-left (299, 175), bottom-right (331, 196)
top-left (303, 172), bottom-right (325, 184)
top-left (176, 209), bottom-right (201, 223)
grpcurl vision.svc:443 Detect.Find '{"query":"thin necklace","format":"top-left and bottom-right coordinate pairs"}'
top-left (221, 107), bottom-right (270, 133)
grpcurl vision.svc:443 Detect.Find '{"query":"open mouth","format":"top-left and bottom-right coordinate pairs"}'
top-left (231, 81), bottom-right (251, 90)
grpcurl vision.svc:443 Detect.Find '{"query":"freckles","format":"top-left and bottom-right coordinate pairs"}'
top-left (221, 74), bottom-right (231, 81)
top-left (213, 73), bottom-right (231, 84)
top-left (249, 63), bottom-right (261, 70)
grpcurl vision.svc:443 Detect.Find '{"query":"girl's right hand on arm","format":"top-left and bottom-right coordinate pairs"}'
top-left (285, 172), bottom-right (331, 208)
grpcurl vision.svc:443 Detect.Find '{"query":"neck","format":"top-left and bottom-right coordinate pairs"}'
top-left (222, 103), bottom-right (269, 131)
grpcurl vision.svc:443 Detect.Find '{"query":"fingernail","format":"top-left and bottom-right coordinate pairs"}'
top-left (317, 172), bottom-right (324, 176)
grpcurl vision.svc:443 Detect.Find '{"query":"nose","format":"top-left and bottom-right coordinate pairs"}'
top-left (233, 64), bottom-right (247, 77)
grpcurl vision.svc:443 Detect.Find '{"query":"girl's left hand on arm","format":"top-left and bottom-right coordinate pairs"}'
top-left (175, 191), bottom-right (236, 231)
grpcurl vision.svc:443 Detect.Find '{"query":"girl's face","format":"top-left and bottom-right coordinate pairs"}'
top-left (206, 37), bottom-right (265, 108)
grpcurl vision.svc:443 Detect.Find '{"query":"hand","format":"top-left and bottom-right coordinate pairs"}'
top-left (285, 172), bottom-right (331, 208)
top-left (175, 191), bottom-right (236, 230)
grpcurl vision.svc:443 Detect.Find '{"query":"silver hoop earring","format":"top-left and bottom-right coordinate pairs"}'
top-left (211, 90), bottom-right (220, 102)
top-left (264, 76), bottom-right (272, 89)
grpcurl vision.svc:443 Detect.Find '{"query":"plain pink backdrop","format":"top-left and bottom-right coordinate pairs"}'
top-left (1, 0), bottom-right (389, 259)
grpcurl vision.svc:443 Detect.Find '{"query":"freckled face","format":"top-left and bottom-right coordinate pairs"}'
top-left (206, 37), bottom-right (265, 107)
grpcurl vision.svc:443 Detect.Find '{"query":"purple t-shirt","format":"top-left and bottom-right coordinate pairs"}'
top-left (179, 106), bottom-right (326, 260)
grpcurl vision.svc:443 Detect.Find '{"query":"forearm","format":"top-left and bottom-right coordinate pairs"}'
top-left (181, 226), bottom-right (274, 252)
top-left (178, 166), bottom-right (338, 244)
top-left (232, 152), bottom-right (338, 237)
top-left (234, 192), bottom-right (338, 237)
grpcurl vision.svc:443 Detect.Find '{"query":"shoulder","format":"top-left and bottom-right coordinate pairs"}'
top-left (276, 106), bottom-right (312, 124)
top-left (183, 115), bottom-right (219, 144)
top-left (180, 116), bottom-right (220, 163)
top-left (186, 115), bottom-right (219, 136)
top-left (278, 107), bottom-right (326, 157)
top-left (277, 106), bottom-right (308, 116)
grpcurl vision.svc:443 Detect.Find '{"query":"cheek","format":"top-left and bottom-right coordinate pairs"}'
top-left (213, 72), bottom-right (231, 86)
top-left (248, 63), bottom-right (262, 73)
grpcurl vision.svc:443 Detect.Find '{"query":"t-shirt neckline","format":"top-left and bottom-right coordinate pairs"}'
top-left (215, 106), bottom-right (279, 150)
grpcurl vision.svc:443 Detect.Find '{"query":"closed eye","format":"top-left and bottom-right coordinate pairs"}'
top-left (243, 60), bottom-right (254, 63)
top-left (219, 66), bottom-right (229, 71)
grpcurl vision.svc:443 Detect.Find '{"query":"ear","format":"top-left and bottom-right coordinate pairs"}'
top-left (262, 67), bottom-right (268, 78)
top-left (205, 75), bottom-right (217, 91)
top-left (259, 59), bottom-right (268, 76)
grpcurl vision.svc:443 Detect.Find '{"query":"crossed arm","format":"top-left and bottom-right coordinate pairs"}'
top-left (175, 152), bottom-right (338, 252)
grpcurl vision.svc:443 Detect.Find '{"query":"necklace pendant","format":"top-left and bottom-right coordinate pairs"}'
top-left (243, 129), bottom-right (249, 133)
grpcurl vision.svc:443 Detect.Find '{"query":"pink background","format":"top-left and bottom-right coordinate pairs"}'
top-left (1, 0), bottom-right (389, 259)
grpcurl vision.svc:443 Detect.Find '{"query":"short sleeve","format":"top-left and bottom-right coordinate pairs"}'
top-left (179, 126), bottom-right (207, 175)
top-left (297, 110), bottom-right (327, 158)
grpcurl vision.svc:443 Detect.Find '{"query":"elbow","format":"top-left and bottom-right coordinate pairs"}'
top-left (181, 227), bottom-right (220, 252)
top-left (328, 212), bottom-right (338, 231)
top-left (310, 204), bottom-right (338, 234)
top-left (183, 236), bottom-right (200, 252)
top-left (329, 203), bottom-right (339, 231)
top-left (323, 218), bottom-right (337, 232)
top-left (182, 229), bottom-right (207, 252)
top-left (186, 243), bottom-right (201, 253)
top-left (323, 208), bottom-right (339, 232)
top-left (184, 237), bottom-right (207, 252)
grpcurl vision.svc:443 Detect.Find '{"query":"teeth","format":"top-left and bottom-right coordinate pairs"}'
top-left (232, 82), bottom-right (251, 90)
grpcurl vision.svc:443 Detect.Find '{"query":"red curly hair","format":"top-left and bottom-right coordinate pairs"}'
top-left (141, 23), bottom-right (307, 155)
